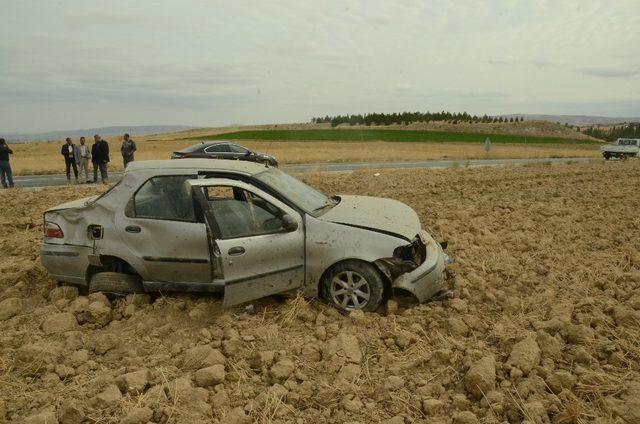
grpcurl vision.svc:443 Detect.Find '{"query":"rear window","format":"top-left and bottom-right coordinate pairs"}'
top-left (84, 180), bottom-right (122, 206)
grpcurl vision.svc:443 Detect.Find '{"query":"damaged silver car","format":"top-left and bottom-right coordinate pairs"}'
top-left (41, 159), bottom-right (451, 312)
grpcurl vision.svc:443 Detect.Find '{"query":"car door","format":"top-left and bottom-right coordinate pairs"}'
top-left (116, 174), bottom-right (212, 283)
top-left (190, 178), bottom-right (305, 307)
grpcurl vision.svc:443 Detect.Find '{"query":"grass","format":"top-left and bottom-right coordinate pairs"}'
top-left (195, 129), bottom-right (598, 145)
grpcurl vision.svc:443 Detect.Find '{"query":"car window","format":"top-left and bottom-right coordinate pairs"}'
top-left (134, 175), bottom-right (195, 221)
top-left (229, 144), bottom-right (248, 154)
top-left (205, 144), bottom-right (229, 153)
top-left (205, 185), bottom-right (284, 239)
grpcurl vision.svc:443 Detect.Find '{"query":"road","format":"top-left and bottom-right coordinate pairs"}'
top-left (12, 157), bottom-right (598, 188)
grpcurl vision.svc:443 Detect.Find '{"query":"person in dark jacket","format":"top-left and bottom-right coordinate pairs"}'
top-left (0, 138), bottom-right (14, 188)
top-left (61, 137), bottom-right (79, 183)
top-left (121, 133), bottom-right (137, 168)
top-left (91, 134), bottom-right (110, 184)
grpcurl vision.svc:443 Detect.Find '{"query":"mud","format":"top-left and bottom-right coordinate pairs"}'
top-left (0, 161), bottom-right (639, 423)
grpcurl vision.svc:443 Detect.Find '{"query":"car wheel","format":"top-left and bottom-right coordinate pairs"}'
top-left (321, 261), bottom-right (385, 312)
top-left (604, 154), bottom-right (610, 160)
top-left (89, 272), bottom-right (143, 297)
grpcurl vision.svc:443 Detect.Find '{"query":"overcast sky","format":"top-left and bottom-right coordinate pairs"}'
top-left (1, 0), bottom-right (639, 132)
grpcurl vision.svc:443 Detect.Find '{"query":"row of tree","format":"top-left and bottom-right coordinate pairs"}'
top-left (581, 123), bottom-right (640, 141)
top-left (311, 112), bottom-right (525, 127)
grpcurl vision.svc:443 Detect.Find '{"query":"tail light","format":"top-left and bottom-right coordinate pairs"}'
top-left (44, 222), bottom-right (64, 238)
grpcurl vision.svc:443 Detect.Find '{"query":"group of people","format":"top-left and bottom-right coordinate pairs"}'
top-left (0, 133), bottom-right (137, 189)
top-left (61, 133), bottom-right (137, 184)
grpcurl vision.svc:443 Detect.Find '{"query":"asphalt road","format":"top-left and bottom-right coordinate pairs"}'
top-left (11, 157), bottom-right (598, 189)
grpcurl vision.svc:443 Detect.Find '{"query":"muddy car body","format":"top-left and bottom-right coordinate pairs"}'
top-left (41, 159), bottom-right (449, 311)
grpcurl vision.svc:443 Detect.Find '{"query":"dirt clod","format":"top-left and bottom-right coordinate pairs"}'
top-left (183, 345), bottom-right (226, 370)
top-left (115, 369), bottom-right (150, 394)
top-left (507, 334), bottom-right (540, 376)
top-left (58, 400), bottom-right (84, 424)
top-left (41, 312), bottom-right (78, 334)
top-left (546, 370), bottom-right (577, 394)
top-left (90, 384), bottom-right (122, 409)
top-left (270, 358), bottom-right (295, 381)
top-left (453, 410), bottom-right (478, 424)
top-left (195, 364), bottom-right (226, 387)
top-left (464, 355), bottom-right (496, 399)
top-left (0, 297), bottom-right (22, 320)
top-left (121, 406), bottom-right (153, 424)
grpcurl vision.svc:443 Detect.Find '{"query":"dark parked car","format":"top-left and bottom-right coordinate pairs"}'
top-left (171, 141), bottom-right (278, 167)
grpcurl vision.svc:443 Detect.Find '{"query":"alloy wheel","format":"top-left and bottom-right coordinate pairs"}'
top-left (330, 270), bottom-right (371, 310)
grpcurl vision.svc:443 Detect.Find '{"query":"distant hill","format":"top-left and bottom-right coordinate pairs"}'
top-left (502, 114), bottom-right (640, 127)
top-left (3, 125), bottom-right (197, 143)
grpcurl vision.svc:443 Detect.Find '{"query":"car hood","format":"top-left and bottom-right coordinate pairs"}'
top-left (318, 195), bottom-right (421, 240)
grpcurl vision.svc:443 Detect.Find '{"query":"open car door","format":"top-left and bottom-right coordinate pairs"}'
top-left (190, 178), bottom-right (305, 308)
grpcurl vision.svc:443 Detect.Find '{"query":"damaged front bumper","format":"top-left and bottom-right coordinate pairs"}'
top-left (391, 231), bottom-right (450, 303)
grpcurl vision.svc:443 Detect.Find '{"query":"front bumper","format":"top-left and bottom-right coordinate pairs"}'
top-left (392, 231), bottom-right (448, 302)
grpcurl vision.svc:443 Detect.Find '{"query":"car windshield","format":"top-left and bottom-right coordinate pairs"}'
top-left (255, 168), bottom-right (336, 215)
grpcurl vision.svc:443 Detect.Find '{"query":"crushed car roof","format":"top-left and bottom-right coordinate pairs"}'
top-left (124, 159), bottom-right (269, 175)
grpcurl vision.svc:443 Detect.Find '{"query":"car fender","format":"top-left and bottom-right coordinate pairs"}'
top-left (303, 215), bottom-right (407, 297)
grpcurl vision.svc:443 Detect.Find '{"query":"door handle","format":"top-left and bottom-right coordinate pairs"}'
top-left (125, 225), bottom-right (141, 233)
top-left (228, 246), bottom-right (245, 256)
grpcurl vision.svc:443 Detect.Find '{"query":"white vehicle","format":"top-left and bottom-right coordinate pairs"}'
top-left (40, 159), bottom-right (451, 312)
top-left (601, 138), bottom-right (640, 160)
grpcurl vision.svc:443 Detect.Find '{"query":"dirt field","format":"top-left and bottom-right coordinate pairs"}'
top-left (8, 138), bottom-right (600, 176)
top-left (1, 161), bottom-right (639, 423)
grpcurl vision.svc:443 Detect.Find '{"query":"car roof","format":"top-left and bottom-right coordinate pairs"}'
top-left (194, 140), bottom-right (241, 147)
top-left (124, 159), bottom-right (267, 175)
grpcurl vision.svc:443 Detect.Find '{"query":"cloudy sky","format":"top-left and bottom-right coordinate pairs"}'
top-left (1, 0), bottom-right (639, 132)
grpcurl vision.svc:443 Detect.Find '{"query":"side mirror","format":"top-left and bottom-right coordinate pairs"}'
top-left (281, 214), bottom-right (298, 232)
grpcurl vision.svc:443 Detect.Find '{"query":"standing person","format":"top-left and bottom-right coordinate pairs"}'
top-left (61, 137), bottom-right (79, 183)
top-left (0, 138), bottom-right (14, 188)
top-left (75, 136), bottom-right (91, 183)
top-left (91, 134), bottom-right (109, 184)
top-left (120, 133), bottom-right (137, 168)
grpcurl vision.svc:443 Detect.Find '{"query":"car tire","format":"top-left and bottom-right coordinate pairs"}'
top-left (89, 272), bottom-right (143, 297)
top-left (321, 261), bottom-right (385, 312)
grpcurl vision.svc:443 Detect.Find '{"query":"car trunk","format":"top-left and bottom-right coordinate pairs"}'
top-left (43, 196), bottom-right (97, 246)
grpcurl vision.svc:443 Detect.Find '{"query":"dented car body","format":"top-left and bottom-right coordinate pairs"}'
top-left (41, 159), bottom-right (450, 311)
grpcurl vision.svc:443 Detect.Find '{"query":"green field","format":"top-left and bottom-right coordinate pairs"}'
top-left (195, 129), bottom-right (596, 144)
